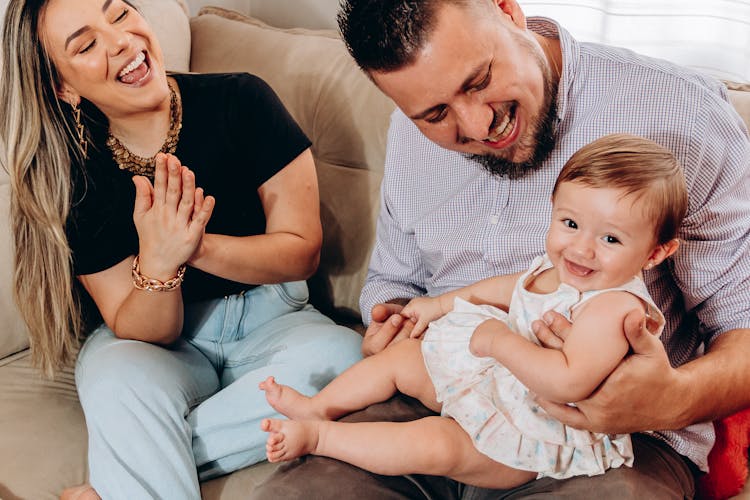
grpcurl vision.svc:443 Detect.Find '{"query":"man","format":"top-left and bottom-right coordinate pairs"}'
top-left (253, 0), bottom-right (750, 497)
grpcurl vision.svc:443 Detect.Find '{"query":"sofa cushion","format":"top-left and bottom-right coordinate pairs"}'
top-left (189, 8), bottom-right (395, 319)
top-left (0, 180), bottom-right (29, 362)
top-left (726, 81), bottom-right (750, 130)
top-left (0, 352), bottom-right (87, 500)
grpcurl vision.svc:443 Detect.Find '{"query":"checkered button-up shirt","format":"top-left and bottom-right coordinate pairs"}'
top-left (360, 18), bottom-right (750, 471)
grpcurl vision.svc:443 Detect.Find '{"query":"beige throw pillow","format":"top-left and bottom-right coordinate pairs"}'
top-left (725, 81), bottom-right (750, 130)
top-left (138, 0), bottom-right (191, 73)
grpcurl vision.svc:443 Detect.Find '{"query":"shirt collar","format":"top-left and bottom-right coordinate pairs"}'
top-left (526, 17), bottom-right (578, 124)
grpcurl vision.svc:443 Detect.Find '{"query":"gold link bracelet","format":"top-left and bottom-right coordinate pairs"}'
top-left (131, 255), bottom-right (186, 292)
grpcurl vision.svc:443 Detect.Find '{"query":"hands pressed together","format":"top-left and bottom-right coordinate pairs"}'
top-left (131, 153), bottom-right (215, 281)
top-left (363, 299), bottom-right (684, 435)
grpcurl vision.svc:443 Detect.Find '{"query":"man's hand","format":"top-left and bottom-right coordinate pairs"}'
top-left (361, 303), bottom-right (416, 356)
top-left (533, 309), bottom-right (687, 433)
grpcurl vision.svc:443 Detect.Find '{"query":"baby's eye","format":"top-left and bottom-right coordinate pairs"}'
top-left (563, 219), bottom-right (577, 229)
top-left (604, 235), bottom-right (620, 244)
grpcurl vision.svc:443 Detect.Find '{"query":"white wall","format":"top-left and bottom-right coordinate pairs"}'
top-left (0, 0), bottom-right (749, 80)
top-left (180, 0), bottom-right (750, 80)
top-left (521, 0), bottom-right (750, 82)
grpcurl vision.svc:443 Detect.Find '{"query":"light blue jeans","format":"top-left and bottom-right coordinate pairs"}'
top-left (75, 281), bottom-right (363, 499)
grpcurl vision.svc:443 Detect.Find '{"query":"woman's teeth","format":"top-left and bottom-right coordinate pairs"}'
top-left (119, 52), bottom-right (146, 78)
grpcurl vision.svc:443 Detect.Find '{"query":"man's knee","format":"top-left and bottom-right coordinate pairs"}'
top-left (462, 434), bottom-right (695, 499)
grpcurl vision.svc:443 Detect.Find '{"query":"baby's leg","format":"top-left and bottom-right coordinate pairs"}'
top-left (261, 416), bottom-right (536, 489)
top-left (260, 338), bottom-right (439, 420)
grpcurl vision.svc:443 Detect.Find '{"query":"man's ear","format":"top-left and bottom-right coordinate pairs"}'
top-left (644, 238), bottom-right (680, 270)
top-left (491, 0), bottom-right (527, 30)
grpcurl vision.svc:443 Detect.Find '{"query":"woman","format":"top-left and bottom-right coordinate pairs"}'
top-left (0, 0), bottom-right (363, 498)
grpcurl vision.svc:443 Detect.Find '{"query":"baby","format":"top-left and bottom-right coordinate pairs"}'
top-left (259, 134), bottom-right (687, 487)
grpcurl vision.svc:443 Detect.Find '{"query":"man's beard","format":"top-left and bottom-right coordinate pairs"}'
top-left (465, 38), bottom-right (560, 180)
top-left (466, 91), bottom-right (557, 180)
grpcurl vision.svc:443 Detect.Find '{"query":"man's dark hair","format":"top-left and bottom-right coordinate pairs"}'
top-left (338, 0), bottom-right (467, 72)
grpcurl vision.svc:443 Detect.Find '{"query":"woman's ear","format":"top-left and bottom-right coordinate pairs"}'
top-left (56, 83), bottom-right (79, 106)
top-left (644, 238), bottom-right (680, 270)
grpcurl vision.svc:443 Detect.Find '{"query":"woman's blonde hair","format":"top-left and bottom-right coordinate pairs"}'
top-left (552, 134), bottom-right (688, 245)
top-left (1, 0), bottom-right (88, 376)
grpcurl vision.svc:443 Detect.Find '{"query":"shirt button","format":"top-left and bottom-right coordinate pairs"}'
top-left (489, 215), bottom-right (499, 225)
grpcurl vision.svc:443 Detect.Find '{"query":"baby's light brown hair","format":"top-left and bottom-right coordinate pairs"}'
top-left (552, 134), bottom-right (688, 244)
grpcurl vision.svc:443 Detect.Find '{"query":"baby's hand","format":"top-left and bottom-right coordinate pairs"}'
top-left (401, 296), bottom-right (444, 339)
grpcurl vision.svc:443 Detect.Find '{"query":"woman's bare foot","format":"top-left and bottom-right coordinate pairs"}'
top-left (261, 418), bottom-right (321, 462)
top-left (259, 376), bottom-right (327, 420)
top-left (60, 484), bottom-right (100, 500)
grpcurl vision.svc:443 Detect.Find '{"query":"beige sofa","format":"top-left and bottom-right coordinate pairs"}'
top-left (0, 1), bottom-right (748, 498)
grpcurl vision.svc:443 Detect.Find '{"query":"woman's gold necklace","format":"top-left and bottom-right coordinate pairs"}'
top-left (106, 81), bottom-right (182, 179)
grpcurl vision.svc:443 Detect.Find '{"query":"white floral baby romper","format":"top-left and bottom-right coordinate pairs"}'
top-left (421, 254), bottom-right (665, 479)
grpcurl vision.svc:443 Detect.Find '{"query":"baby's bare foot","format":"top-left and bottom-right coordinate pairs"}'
top-left (259, 376), bottom-right (324, 420)
top-left (261, 418), bottom-right (320, 462)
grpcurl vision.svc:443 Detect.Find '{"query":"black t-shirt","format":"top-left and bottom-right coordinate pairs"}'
top-left (66, 73), bottom-right (312, 303)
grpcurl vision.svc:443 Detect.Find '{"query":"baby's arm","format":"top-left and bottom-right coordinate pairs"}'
top-left (472, 291), bottom-right (640, 403)
top-left (402, 272), bottom-right (522, 338)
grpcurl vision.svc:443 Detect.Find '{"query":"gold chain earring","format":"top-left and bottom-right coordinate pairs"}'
top-left (72, 102), bottom-right (88, 158)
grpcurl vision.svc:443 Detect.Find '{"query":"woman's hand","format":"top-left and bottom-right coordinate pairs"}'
top-left (132, 153), bottom-right (215, 280)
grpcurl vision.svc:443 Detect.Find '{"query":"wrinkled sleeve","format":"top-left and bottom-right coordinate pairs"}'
top-left (674, 87), bottom-right (750, 343)
top-left (359, 112), bottom-right (429, 324)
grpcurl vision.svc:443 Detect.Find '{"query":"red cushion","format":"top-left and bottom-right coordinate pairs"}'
top-left (697, 408), bottom-right (750, 499)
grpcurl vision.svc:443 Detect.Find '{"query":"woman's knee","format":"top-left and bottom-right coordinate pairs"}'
top-left (76, 333), bottom-right (217, 419)
top-left (302, 323), bottom-right (363, 370)
top-left (269, 324), bottom-right (362, 394)
top-left (78, 344), bottom-right (168, 411)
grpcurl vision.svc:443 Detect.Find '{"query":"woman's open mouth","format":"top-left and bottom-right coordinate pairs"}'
top-left (118, 51), bottom-right (150, 84)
